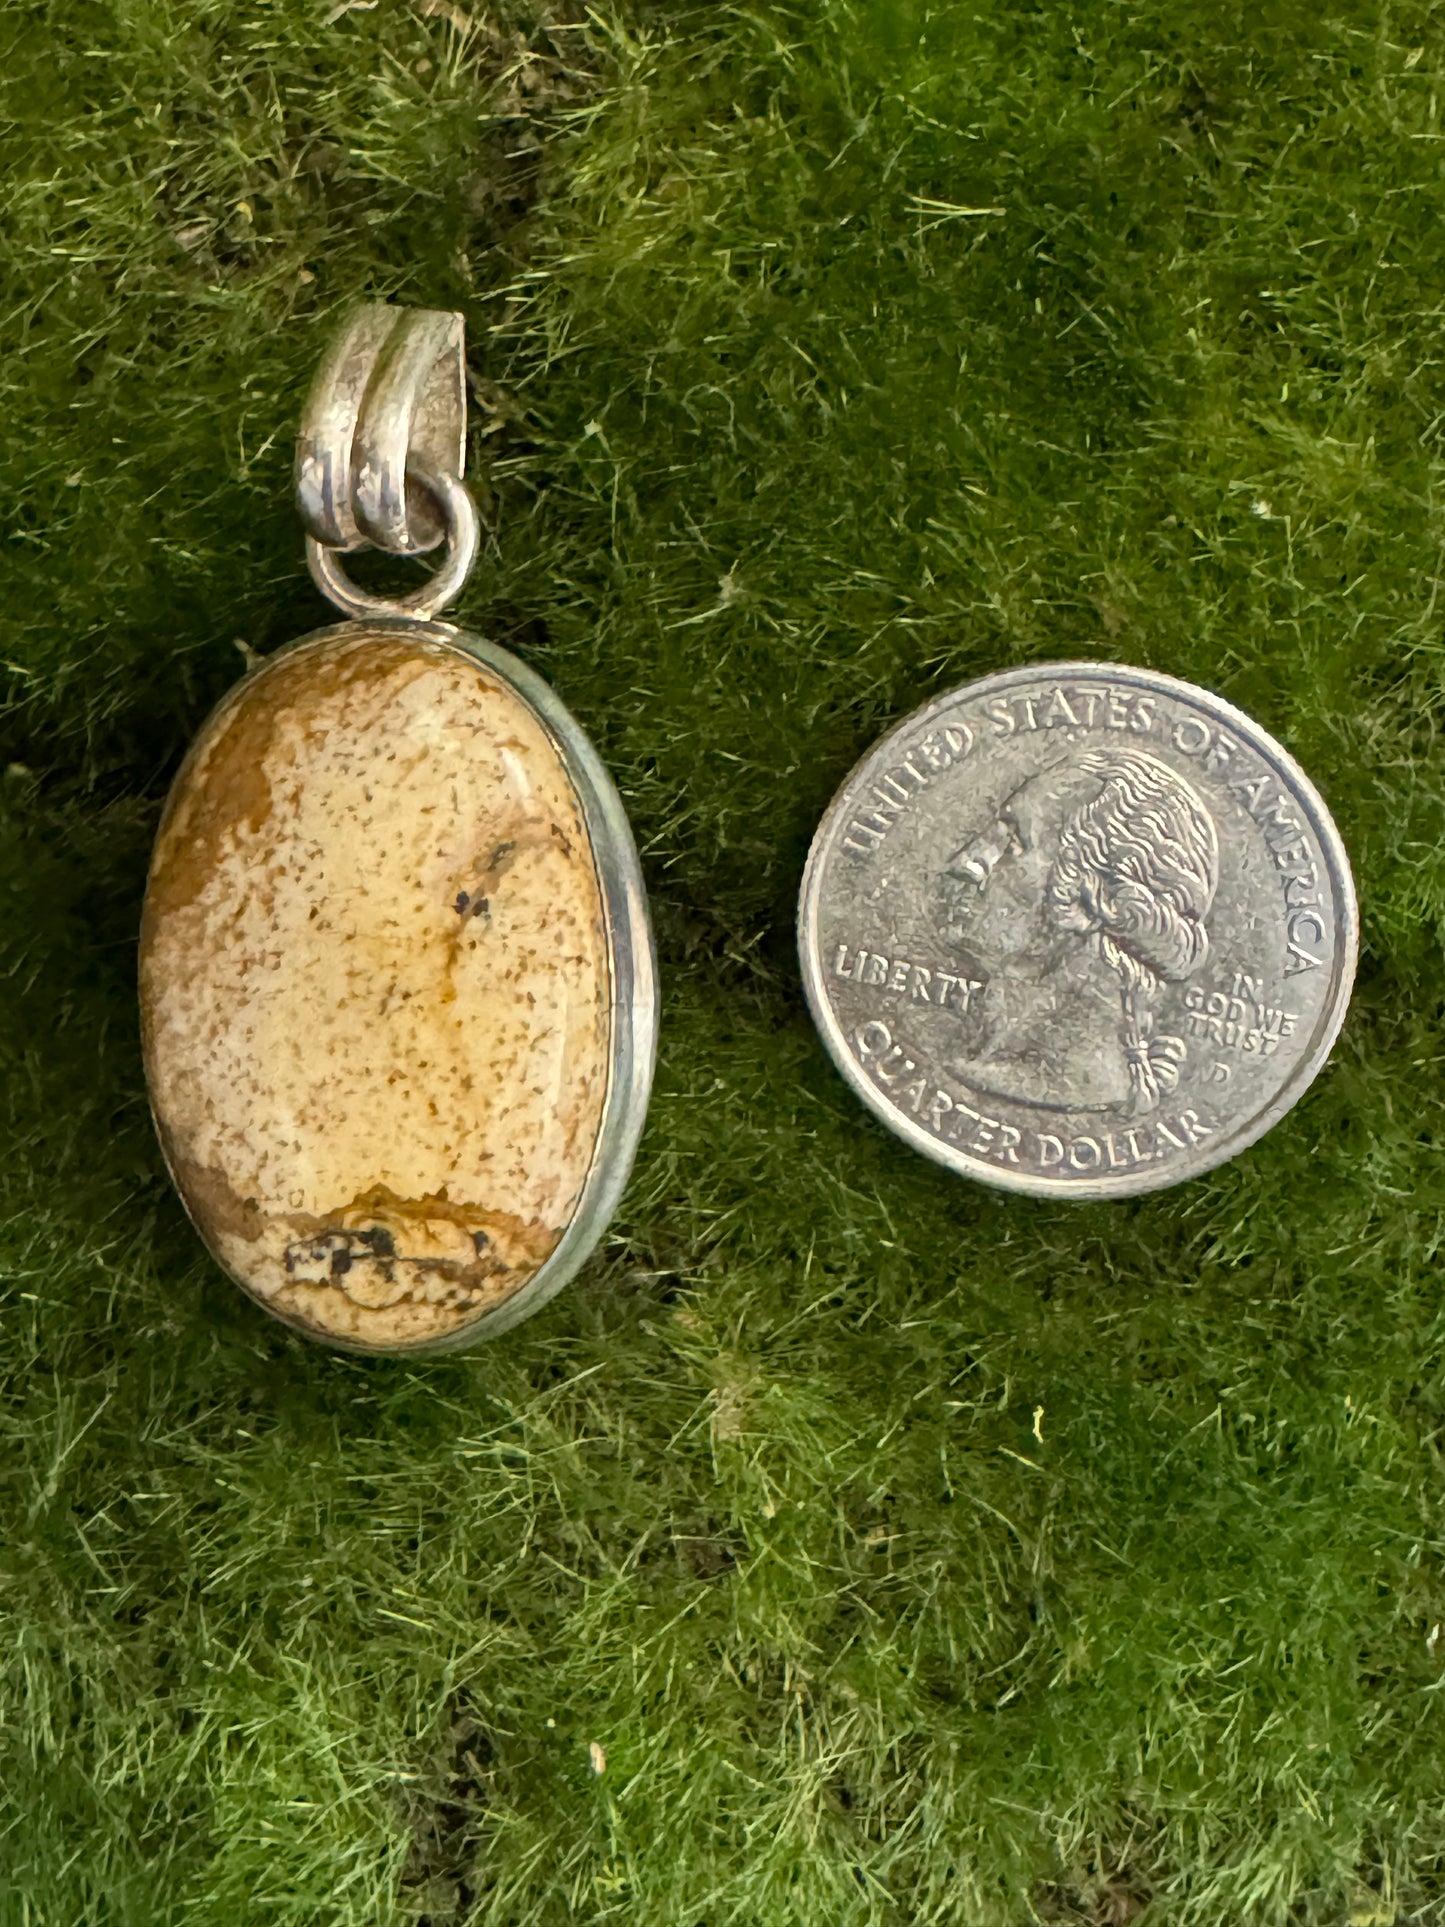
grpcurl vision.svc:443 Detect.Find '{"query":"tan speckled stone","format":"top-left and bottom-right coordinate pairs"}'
top-left (140, 629), bottom-right (611, 1348)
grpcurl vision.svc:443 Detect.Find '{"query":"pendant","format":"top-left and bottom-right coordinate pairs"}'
top-left (140, 306), bottom-right (656, 1352)
top-left (799, 660), bottom-right (1356, 1197)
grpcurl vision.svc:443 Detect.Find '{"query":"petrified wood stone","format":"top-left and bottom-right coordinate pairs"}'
top-left (140, 629), bottom-right (611, 1348)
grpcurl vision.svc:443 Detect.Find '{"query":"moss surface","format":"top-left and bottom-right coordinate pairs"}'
top-left (2, 2), bottom-right (1444, 1922)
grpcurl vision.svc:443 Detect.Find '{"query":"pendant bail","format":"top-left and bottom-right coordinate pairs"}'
top-left (295, 303), bottom-right (480, 622)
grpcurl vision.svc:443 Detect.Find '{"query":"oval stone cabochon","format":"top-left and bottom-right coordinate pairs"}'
top-left (140, 629), bottom-right (612, 1349)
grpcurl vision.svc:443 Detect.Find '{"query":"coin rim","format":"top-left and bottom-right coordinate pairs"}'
top-left (797, 659), bottom-right (1359, 1200)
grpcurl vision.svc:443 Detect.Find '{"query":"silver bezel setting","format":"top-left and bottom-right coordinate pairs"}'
top-left (147, 617), bottom-right (657, 1352)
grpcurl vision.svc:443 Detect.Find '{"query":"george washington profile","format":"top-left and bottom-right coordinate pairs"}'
top-left (939, 748), bottom-right (1219, 1115)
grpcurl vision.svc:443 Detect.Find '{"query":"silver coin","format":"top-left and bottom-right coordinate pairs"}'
top-left (798, 661), bottom-right (1357, 1198)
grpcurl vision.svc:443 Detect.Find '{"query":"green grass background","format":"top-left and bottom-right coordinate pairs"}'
top-left (1, 1), bottom-right (1443, 1921)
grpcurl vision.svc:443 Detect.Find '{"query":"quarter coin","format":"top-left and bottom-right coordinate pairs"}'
top-left (798, 662), bottom-right (1357, 1198)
